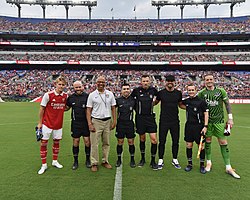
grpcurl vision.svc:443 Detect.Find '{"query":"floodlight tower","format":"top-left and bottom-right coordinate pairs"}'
top-left (6, 0), bottom-right (97, 19)
top-left (152, 0), bottom-right (245, 19)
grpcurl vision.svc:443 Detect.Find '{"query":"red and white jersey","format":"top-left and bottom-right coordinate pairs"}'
top-left (40, 90), bottom-right (68, 130)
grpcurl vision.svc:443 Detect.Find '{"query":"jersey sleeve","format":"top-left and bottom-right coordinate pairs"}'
top-left (201, 99), bottom-right (209, 112)
top-left (110, 92), bottom-right (116, 106)
top-left (178, 90), bottom-right (182, 102)
top-left (131, 88), bottom-right (136, 98)
top-left (156, 91), bottom-right (161, 101)
top-left (86, 93), bottom-right (93, 108)
top-left (220, 88), bottom-right (229, 102)
top-left (154, 87), bottom-right (158, 96)
top-left (40, 92), bottom-right (49, 107)
top-left (66, 96), bottom-right (72, 107)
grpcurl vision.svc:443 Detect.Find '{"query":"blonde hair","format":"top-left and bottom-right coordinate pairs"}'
top-left (55, 75), bottom-right (67, 85)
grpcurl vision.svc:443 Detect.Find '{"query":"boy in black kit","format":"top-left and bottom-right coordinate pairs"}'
top-left (182, 83), bottom-right (209, 174)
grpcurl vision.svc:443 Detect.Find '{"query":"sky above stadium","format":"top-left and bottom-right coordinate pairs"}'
top-left (0, 0), bottom-right (249, 19)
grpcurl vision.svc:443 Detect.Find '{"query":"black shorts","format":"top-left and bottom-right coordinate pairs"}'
top-left (71, 121), bottom-right (90, 138)
top-left (184, 123), bottom-right (203, 144)
top-left (116, 121), bottom-right (135, 139)
top-left (135, 114), bottom-right (157, 135)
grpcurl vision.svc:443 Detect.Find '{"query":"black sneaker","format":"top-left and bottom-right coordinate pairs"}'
top-left (200, 166), bottom-right (206, 174)
top-left (85, 159), bottom-right (91, 168)
top-left (138, 159), bottom-right (145, 167)
top-left (130, 160), bottom-right (136, 168)
top-left (72, 161), bottom-right (78, 170)
top-left (184, 165), bottom-right (193, 172)
top-left (116, 160), bottom-right (122, 167)
top-left (150, 162), bottom-right (158, 171)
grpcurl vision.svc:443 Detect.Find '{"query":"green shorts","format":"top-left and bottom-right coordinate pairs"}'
top-left (206, 123), bottom-right (225, 139)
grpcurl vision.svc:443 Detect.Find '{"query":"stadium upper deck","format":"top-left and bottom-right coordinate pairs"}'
top-left (0, 16), bottom-right (250, 42)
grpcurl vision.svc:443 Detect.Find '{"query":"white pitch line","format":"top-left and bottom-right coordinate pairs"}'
top-left (113, 162), bottom-right (123, 200)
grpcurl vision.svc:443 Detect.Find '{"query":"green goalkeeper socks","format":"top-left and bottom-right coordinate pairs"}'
top-left (205, 142), bottom-right (212, 160)
top-left (220, 144), bottom-right (230, 165)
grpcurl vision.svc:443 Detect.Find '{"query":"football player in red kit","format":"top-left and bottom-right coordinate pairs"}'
top-left (37, 76), bottom-right (68, 175)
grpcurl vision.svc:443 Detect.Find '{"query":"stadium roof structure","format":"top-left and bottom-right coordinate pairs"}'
top-left (151, 0), bottom-right (246, 19)
top-left (6, 0), bottom-right (97, 19)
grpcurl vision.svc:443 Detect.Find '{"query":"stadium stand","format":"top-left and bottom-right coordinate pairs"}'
top-left (0, 16), bottom-right (249, 101)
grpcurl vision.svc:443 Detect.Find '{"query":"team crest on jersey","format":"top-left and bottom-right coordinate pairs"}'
top-left (130, 106), bottom-right (133, 110)
top-left (194, 107), bottom-right (197, 111)
top-left (106, 94), bottom-right (109, 98)
top-left (62, 98), bottom-right (65, 102)
top-left (204, 94), bottom-right (207, 98)
top-left (150, 94), bottom-right (153, 99)
top-left (82, 105), bottom-right (85, 108)
top-left (214, 91), bottom-right (221, 97)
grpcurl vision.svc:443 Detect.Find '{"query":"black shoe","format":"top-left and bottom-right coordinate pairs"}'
top-left (130, 160), bottom-right (136, 168)
top-left (138, 159), bottom-right (145, 167)
top-left (200, 166), bottom-right (206, 174)
top-left (72, 162), bottom-right (78, 170)
top-left (150, 162), bottom-right (158, 171)
top-left (85, 159), bottom-right (91, 168)
top-left (116, 160), bottom-right (122, 167)
top-left (184, 165), bottom-right (193, 172)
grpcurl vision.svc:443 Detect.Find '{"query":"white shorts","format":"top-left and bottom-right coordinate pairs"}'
top-left (42, 124), bottom-right (63, 140)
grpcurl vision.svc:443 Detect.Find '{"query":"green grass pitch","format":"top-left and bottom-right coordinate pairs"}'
top-left (0, 102), bottom-right (249, 200)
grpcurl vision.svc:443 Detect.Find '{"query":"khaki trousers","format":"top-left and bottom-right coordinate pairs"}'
top-left (90, 118), bottom-right (111, 165)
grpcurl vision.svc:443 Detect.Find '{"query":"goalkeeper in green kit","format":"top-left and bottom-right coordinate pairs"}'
top-left (198, 74), bottom-right (240, 179)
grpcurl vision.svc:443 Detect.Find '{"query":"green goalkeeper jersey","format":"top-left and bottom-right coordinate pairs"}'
top-left (198, 87), bottom-right (228, 124)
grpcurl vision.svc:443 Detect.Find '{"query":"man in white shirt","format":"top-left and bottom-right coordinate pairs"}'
top-left (86, 76), bottom-right (116, 172)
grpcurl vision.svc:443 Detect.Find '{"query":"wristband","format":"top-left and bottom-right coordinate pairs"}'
top-left (228, 114), bottom-right (233, 120)
top-left (204, 125), bottom-right (208, 128)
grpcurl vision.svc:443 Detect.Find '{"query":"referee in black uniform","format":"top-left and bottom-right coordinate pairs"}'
top-left (154, 75), bottom-right (182, 170)
top-left (131, 75), bottom-right (158, 170)
top-left (182, 83), bottom-right (208, 174)
top-left (115, 83), bottom-right (136, 168)
top-left (66, 81), bottom-right (91, 170)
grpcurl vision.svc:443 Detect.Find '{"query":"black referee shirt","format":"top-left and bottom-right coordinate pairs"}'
top-left (156, 88), bottom-right (182, 123)
top-left (131, 86), bottom-right (158, 115)
top-left (66, 92), bottom-right (88, 121)
top-left (182, 96), bottom-right (208, 124)
top-left (116, 95), bottom-right (135, 121)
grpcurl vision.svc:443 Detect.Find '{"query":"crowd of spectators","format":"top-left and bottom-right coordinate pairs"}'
top-left (1, 52), bottom-right (250, 61)
top-left (0, 70), bottom-right (249, 100)
top-left (1, 17), bottom-right (250, 34)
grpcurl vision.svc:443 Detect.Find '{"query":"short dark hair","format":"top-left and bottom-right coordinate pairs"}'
top-left (141, 75), bottom-right (150, 79)
top-left (165, 75), bottom-right (175, 81)
top-left (186, 82), bottom-right (197, 89)
top-left (122, 83), bottom-right (130, 88)
top-left (204, 73), bottom-right (214, 80)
